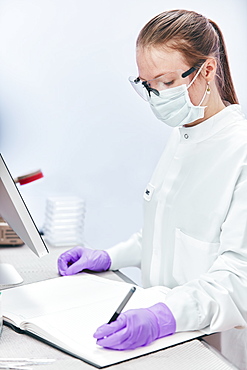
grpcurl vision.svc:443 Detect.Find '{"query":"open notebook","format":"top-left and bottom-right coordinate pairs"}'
top-left (2, 274), bottom-right (202, 368)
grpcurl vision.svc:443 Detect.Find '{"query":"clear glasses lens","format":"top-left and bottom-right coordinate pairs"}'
top-left (129, 70), bottom-right (185, 101)
top-left (129, 77), bottom-right (149, 100)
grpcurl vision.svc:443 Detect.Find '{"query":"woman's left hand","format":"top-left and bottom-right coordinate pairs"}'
top-left (93, 302), bottom-right (176, 350)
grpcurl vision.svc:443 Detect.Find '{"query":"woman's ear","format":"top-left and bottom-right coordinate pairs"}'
top-left (202, 58), bottom-right (217, 82)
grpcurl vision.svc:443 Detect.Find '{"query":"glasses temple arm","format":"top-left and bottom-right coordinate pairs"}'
top-left (181, 67), bottom-right (197, 78)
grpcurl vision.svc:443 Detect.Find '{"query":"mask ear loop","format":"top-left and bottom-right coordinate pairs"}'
top-left (187, 62), bottom-right (205, 89)
top-left (186, 62), bottom-right (211, 106)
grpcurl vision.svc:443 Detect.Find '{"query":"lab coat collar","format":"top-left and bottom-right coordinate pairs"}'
top-left (179, 105), bottom-right (244, 143)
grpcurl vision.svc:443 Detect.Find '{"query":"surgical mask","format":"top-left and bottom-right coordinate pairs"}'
top-left (149, 66), bottom-right (210, 127)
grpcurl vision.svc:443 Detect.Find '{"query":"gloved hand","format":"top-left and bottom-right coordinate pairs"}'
top-left (93, 302), bottom-right (176, 350)
top-left (57, 246), bottom-right (111, 276)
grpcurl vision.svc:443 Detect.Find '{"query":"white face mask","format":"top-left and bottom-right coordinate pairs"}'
top-left (148, 66), bottom-right (210, 127)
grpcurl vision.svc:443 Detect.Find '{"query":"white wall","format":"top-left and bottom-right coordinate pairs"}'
top-left (0, 0), bottom-right (246, 283)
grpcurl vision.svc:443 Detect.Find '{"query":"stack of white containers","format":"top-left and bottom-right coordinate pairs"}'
top-left (43, 196), bottom-right (85, 247)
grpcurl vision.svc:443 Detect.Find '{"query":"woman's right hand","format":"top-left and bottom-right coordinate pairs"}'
top-left (57, 246), bottom-right (111, 276)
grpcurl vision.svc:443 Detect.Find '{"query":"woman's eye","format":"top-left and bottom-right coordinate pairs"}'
top-left (163, 80), bottom-right (174, 87)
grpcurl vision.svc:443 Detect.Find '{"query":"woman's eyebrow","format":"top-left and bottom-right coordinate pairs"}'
top-left (139, 71), bottom-right (173, 81)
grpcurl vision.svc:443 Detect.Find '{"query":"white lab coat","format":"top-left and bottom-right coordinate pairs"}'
top-left (107, 104), bottom-right (247, 368)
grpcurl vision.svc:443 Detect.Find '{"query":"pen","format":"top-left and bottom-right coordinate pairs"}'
top-left (108, 286), bottom-right (136, 324)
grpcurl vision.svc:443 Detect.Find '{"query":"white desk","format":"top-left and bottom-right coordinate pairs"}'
top-left (0, 244), bottom-right (237, 370)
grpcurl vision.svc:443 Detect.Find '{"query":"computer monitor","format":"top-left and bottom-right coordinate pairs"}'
top-left (0, 153), bottom-right (49, 285)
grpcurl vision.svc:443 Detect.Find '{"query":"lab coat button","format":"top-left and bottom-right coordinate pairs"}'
top-left (184, 134), bottom-right (189, 139)
top-left (143, 183), bottom-right (155, 201)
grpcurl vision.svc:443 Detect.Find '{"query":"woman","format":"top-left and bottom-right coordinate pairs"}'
top-left (58, 9), bottom-right (247, 368)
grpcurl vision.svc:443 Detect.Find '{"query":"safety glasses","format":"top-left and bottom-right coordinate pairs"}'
top-left (129, 66), bottom-right (197, 101)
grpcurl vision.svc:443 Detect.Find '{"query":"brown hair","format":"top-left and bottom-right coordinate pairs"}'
top-left (137, 9), bottom-right (238, 104)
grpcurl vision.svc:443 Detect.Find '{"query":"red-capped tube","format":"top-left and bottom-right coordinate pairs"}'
top-left (15, 170), bottom-right (44, 185)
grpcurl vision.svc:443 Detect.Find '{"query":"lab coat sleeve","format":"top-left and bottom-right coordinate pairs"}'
top-left (106, 230), bottom-right (142, 270)
top-left (164, 163), bottom-right (247, 333)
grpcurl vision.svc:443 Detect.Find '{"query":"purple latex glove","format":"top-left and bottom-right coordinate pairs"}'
top-left (93, 302), bottom-right (176, 350)
top-left (57, 246), bottom-right (111, 276)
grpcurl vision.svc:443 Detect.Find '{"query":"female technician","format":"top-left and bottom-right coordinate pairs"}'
top-left (58, 9), bottom-right (247, 368)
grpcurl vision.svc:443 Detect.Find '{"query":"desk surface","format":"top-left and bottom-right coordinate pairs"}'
top-left (0, 243), bottom-right (236, 370)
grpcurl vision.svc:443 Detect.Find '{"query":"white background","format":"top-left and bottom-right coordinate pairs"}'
top-left (0, 0), bottom-right (246, 283)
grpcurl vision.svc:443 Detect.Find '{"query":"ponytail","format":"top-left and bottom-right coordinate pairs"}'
top-left (209, 20), bottom-right (239, 104)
